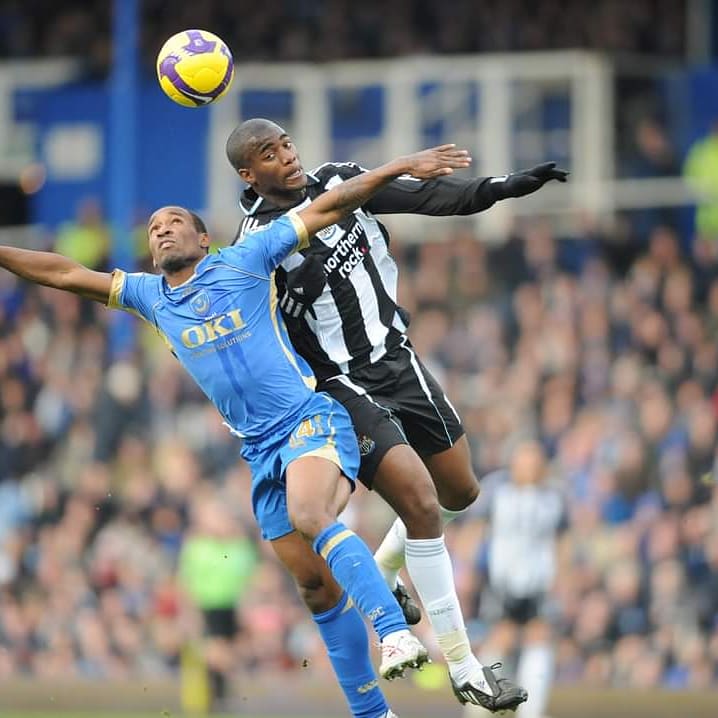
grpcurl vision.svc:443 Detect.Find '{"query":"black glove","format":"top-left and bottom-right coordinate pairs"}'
top-left (279, 255), bottom-right (327, 319)
top-left (489, 161), bottom-right (569, 200)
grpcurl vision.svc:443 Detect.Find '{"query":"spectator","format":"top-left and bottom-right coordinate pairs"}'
top-left (684, 120), bottom-right (718, 245)
top-left (53, 198), bottom-right (109, 270)
top-left (0, 0), bottom-right (688, 66)
top-left (178, 496), bottom-right (258, 711)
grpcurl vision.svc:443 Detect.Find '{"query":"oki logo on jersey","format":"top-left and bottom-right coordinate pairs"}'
top-left (180, 308), bottom-right (247, 348)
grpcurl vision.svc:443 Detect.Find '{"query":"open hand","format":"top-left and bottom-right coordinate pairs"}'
top-left (401, 144), bottom-right (472, 179)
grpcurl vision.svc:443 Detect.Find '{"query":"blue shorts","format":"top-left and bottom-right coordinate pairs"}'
top-left (241, 393), bottom-right (360, 541)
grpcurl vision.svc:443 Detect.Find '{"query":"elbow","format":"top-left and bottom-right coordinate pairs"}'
top-left (52, 268), bottom-right (77, 292)
top-left (53, 272), bottom-right (71, 291)
top-left (463, 198), bottom-right (496, 215)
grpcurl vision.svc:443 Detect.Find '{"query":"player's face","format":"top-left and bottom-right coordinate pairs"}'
top-left (147, 207), bottom-right (210, 274)
top-left (511, 442), bottom-right (546, 485)
top-left (239, 129), bottom-right (306, 196)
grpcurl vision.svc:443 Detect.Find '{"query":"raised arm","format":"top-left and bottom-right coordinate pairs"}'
top-left (364, 162), bottom-right (570, 217)
top-left (365, 175), bottom-right (497, 216)
top-left (0, 246), bottom-right (112, 303)
top-left (296, 145), bottom-right (471, 238)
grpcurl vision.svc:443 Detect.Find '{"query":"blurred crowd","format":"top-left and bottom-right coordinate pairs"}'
top-left (0, 201), bottom-right (717, 693)
top-left (0, 0), bottom-right (686, 69)
top-left (395, 219), bottom-right (718, 691)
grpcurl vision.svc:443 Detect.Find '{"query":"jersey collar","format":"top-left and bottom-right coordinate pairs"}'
top-left (161, 254), bottom-right (212, 301)
top-left (239, 172), bottom-right (320, 216)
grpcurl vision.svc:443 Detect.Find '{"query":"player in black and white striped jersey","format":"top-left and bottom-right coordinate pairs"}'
top-left (468, 440), bottom-right (567, 718)
top-left (235, 158), bottom-right (564, 384)
top-left (226, 118), bottom-right (567, 711)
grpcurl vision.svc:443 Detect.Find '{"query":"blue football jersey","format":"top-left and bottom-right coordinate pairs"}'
top-left (108, 213), bottom-right (318, 439)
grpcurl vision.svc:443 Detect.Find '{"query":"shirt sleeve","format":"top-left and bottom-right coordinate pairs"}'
top-left (107, 269), bottom-right (160, 322)
top-left (312, 161), bottom-right (366, 181)
top-left (220, 213), bottom-right (309, 275)
top-left (364, 174), bottom-right (497, 216)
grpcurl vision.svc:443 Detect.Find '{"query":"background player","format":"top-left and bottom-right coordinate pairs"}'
top-left (226, 117), bottom-right (565, 711)
top-left (467, 440), bottom-right (567, 718)
top-left (178, 497), bottom-right (257, 712)
top-left (0, 144), bottom-right (472, 718)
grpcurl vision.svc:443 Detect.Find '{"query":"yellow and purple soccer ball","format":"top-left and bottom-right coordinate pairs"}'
top-left (156, 29), bottom-right (234, 108)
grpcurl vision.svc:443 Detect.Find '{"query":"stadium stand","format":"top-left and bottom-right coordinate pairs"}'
top-left (0, 0), bottom-right (686, 69)
top-left (1, 0), bottom-right (716, 706)
top-left (0, 209), bottom-right (716, 688)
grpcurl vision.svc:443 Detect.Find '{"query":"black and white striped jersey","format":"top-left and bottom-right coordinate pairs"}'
top-left (234, 162), bottom-right (497, 381)
top-left (479, 471), bottom-right (567, 599)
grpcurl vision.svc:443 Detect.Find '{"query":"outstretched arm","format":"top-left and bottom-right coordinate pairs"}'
top-left (296, 145), bottom-right (471, 238)
top-left (364, 162), bottom-right (569, 216)
top-left (365, 174), bottom-right (497, 216)
top-left (0, 246), bottom-right (112, 303)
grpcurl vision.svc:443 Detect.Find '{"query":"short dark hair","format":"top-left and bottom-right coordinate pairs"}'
top-left (188, 210), bottom-right (208, 235)
top-left (225, 118), bottom-right (285, 170)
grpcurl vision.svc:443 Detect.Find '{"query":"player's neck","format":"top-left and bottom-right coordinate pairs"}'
top-left (163, 260), bottom-right (201, 287)
top-left (262, 187), bottom-right (306, 209)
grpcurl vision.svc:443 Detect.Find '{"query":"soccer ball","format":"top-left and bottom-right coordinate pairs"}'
top-left (156, 29), bottom-right (234, 108)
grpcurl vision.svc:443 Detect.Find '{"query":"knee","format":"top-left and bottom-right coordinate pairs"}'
top-left (460, 476), bottom-right (480, 507)
top-left (393, 483), bottom-right (442, 538)
top-left (438, 471), bottom-right (480, 511)
top-left (286, 468), bottom-right (350, 541)
top-left (289, 506), bottom-right (332, 542)
top-left (524, 618), bottom-right (551, 645)
top-left (488, 620), bottom-right (520, 656)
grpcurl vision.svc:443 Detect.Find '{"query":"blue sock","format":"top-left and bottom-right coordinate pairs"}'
top-left (314, 592), bottom-right (388, 718)
top-left (313, 522), bottom-right (406, 641)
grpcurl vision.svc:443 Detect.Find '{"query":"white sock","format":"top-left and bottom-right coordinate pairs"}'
top-left (374, 506), bottom-right (470, 588)
top-left (374, 517), bottom-right (407, 589)
top-left (440, 505), bottom-right (469, 525)
top-left (516, 643), bottom-right (553, 718)
top-left (405, 536), bottom-right (488, 690)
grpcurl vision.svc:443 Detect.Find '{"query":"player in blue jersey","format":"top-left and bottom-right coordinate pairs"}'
top-left (0, 144), bottom-right (471, 718)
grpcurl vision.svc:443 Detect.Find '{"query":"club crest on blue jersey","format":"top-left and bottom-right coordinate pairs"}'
top-left (189, 289), bottom-right (211, 316)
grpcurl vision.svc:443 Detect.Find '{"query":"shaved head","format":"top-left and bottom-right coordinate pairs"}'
top-left (226, 118), bottom-right (287, 170)
top-left (225, 118), bottom-right (306, 206)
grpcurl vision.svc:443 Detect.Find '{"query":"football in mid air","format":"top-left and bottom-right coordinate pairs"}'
top-left (156, 29), bottom-right (234, 108)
